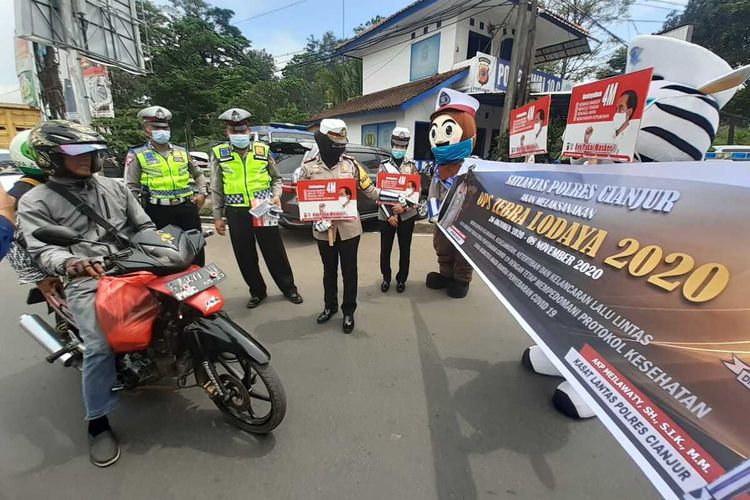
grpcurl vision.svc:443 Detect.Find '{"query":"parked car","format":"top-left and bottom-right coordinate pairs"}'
top-left (0, 149), bottom-right (21, 190)
top-left (271, 141), bottom-right (430, 229)
top-left (250, 123), bottom-right (314, 145)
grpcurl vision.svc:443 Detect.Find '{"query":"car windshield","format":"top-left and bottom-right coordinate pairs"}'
top-left (272, 132), bottom-right (314, 142)
top-left (275, 152), bottom-right (305, 174)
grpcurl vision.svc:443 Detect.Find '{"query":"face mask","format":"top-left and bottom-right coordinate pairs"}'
top-left (392, 149), bottom-right (406, 160)
top-left (404, 187), bottom-right (414, 196)
top-left (151, 130), bottom-right (171, 144)
top-left (431, 137), bottom-right (473, 165)
top-left (533, 123), bottom-right (542, 134)
top-left (338, 196), bottom-right (349, 204)
top-left (229, 134), bottom-right (251, 149)
top-left (612, 112), bottom-right (627, 130)
top-left (315, 131), bottom-right (344, 168)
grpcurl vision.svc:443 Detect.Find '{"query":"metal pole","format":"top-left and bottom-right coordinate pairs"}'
top-left (518, 0), bottom-right (539, 105)
top-left (499, 0), bottom-right (529, 134)
top-left (59, 0), bottom-right (92, 125)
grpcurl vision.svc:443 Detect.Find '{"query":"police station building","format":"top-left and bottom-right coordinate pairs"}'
top-left (308, 0), bottom-right (589, 162)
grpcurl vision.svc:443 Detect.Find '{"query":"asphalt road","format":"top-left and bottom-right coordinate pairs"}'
top-left (0, 224), bottom-right (657, 500)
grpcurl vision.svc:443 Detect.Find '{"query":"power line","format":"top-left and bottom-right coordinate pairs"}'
top-left (233, 0), bottom-right (308, 26)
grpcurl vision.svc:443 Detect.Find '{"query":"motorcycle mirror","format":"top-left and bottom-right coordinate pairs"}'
top-left (32, 225), bottom-right (83, 246)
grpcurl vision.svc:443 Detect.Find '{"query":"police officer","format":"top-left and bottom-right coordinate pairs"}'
top-left (297, 118), bottom-right (380, 334)
top-left (125, 105), bottom-right (208, 265)
top-left (210, 108), bottom-right (302, 308)
top-left (378, 127), bottom-right (419, 294)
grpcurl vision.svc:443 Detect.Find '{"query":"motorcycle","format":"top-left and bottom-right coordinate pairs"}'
top-left (19, 224), bottom-right (286, 434)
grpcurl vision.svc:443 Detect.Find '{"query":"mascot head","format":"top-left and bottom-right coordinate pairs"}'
top-left (627, 35), bottom-right (750, 162)
top-left (429, 88), bottom-right (479, 167)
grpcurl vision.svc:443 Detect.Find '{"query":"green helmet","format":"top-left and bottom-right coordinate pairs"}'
top-left (9, 129), bottom-right (44, 176)
top-left (28, 120), bottom-right (108, 175)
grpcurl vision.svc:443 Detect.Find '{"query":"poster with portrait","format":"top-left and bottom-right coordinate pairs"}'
top-left (509, 95), bottom-right (551, 159)
top-left (80, 58), bottom-right (114, 118)
top-left (561, 68), bottom-right (653, 162)
top-left (297, 178), bottom-right (358, 221)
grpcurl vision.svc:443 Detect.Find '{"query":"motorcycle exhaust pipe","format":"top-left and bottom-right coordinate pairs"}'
top-left (19, 314), bottom-right (80, 367)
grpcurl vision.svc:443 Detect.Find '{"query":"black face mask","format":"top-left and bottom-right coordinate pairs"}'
top-left (315, 131), bottom-right (344, 168)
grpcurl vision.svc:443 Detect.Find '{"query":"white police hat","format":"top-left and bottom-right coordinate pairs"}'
top-left (391, 127), bottom-right (411, 147)
top-left (431, 88), bottom-right (479, 120)
top-left (137, 106), bottom-right (172, 126)
top-left (218, 108), bottom-right (251, 124)
top-left (320, 118), bottom-right (348, 146)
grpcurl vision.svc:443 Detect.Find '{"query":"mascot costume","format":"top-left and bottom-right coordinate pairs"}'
top-left (522, 35), bottom-right (750, 419)
top-left (426, 88), bottom-right (480, 299)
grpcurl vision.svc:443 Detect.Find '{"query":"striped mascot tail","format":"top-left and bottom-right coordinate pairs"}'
top-left (635, 79), bottom-right (721, 163)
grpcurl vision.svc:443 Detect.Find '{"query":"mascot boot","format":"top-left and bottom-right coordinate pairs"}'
top-left (525, 34), bottom-right (750, 419)
top-left (426, 88), bottom-right (479, 299)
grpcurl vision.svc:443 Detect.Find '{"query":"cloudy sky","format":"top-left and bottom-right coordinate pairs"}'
top-left (0, 0), bottom-right (685, 104)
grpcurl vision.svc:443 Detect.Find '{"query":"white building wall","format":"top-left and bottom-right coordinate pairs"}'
top-left (342, 109), bottom-right (407, 148)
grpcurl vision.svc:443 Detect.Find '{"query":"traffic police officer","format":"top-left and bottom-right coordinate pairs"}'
top-left (125, 105), bottom-right (208, 265)
top-left (297, 118), bottom-right (380, 334)
top-left (379, 127), bottom-right (419, 294)
top-left (210, 108), bottom-right (302, 308)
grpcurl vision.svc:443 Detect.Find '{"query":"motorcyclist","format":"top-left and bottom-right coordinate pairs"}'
top-left (18, 120), bottom-right (156, 468)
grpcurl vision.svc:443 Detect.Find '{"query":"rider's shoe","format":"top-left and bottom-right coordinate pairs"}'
top-left (89, 429), bottom-right (121, 468)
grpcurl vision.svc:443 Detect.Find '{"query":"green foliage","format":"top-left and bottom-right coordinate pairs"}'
top-left (595, 47), bottom-right (627, 80)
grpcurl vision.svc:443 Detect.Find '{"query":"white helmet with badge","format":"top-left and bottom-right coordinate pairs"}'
top-left (137, 106), bottom-right (172, 126)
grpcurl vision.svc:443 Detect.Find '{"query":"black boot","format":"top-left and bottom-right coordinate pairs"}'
top-left (425, 272), bottom-right (452, 289)
top-left (447, 280), bottom-right (470, 298)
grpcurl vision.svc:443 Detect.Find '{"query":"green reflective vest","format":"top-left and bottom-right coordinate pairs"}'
top-left (133, 144), bottom-right (192, 199)
top-left (212, 142), bottom-right (271, 207)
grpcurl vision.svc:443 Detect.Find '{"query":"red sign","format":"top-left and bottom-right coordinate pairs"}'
top-left (561, 68), bottom-right (653, 162)
top-left (297, 178), bottom-right (358, 221)
top-left (377, 173), bottom-right (421, 205)
top-left (509, 95), bottom-right (551, 158)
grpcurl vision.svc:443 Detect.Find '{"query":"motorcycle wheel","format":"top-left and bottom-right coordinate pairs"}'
top-left (209, 353), bottom-right (286, 434)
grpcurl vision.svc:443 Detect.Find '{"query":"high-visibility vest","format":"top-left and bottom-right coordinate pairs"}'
top-left (132, 144), bottom-right (192, 199)
top-left (212, 142), bottom-right (271, 207)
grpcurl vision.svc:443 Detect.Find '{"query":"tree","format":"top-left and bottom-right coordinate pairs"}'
top-left (541, 0), bottom-right (633, 81)
top-left (353, 15), bottom-right (386, 35)
top-left (594, 47), bottom-right (626, 80)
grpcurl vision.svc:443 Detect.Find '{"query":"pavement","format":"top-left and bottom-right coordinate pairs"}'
top-left (0, 224), bottom-right (657, 500)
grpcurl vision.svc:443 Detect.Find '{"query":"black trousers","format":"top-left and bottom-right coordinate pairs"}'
top-left (145, 201), bottom-right (205, 266)
top-left (225, 206), bottom-right (297, 297)
top-left (379, 217), bottom-right (416, 283)
top-left (317, 234), bottom-right (360, 315)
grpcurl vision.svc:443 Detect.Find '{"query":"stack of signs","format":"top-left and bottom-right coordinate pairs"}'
top-left (509, 95), bottom-right (551, 159)
top-left (561, 68), bottom-right (653, 162)
top-left (296, 178), bottom-right (358, 221)
top-left (377, 172), bottom-right (421, 206)
top-left (437, 159), bottom-right (750, 499)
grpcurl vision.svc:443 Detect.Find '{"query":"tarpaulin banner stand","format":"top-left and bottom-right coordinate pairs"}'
top-left (438, 159), bottom-right (750, 499)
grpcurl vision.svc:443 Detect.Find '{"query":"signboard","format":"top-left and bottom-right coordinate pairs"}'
top-left (509, 95), bottom-right (551, 159)
top-left (14, 38), bottom-right (38, 107)
top-left (561, 68), bottom-right (653, 162)
top-left (80, 57), bottom-right (114, 118)
top-left (495, 59), bottom-right (569, 93)
top-left (438, 159), bottom-right (750, 499)
top-left (467, 52), bottom-right (497, 93)
top-left (297, 178), bottom-right (358, 221)
top-left (377, 172), bottom-right (421, 205)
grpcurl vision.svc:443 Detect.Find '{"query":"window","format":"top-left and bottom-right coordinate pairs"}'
top-left (410, 33), bottom-right (441, 81)
top-left (413, 121), bottom-right (434, 161)
top-left (479, 21), bottom-right (485, 30)
top-left (473, 128), bottom-right (487, 158)
top-left (500, 38), bottom-right (514, 61)
top-left (489, 128), bottom-right (501, 157)
top-left (423, 26), bottom-right (428, 34)
top-left (467, 31), bottom-right (492, 59)
top-left (470, 18), bottom-right (475, 26)
top-left (351, 151), bottom-right (381, 172)
top-left (361, 122), bottom-right (396, 149)
top-left (436, 20), bottom-right (442, 28)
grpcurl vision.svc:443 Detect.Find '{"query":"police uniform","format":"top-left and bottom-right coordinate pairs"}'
top-left (125, 105), bottom-right (208, 265)
top-left (378, 127), bottom-right (419, 292)
top-left (210, 108), bottom-right (300, 307)
top-left (297, 119), bottom-right (379, 332)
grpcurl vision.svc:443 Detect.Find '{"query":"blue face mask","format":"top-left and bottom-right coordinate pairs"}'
top-left (392, 149), bottom-right (406, 160)
top-left (431, 137), bottom-right (473, 165)
top-left (229, 134), bottom-right (251, 149)
top-left (151, 130), bottom-right (171, 145)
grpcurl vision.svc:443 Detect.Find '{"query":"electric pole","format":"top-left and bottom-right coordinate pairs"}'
top-left (499, 0), bottom-right (529, 133)
top-left (518, 0), bottom-right (539, 105)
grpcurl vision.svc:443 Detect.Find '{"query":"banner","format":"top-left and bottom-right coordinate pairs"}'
top-left (297, 178), bottom-right (358, 221)
top-left (15, 38), bottom-right (39, 107)
top-left (80, 57), bottom-right (114, 118)
top-left (495, 59), bottom-right (570, 93)
top-left (438, 159), bottom-right (750, 499)
top-left (377, 172), bottom-right (421, 206)
top-left (467, 52), bottom-right (497, 93)
top-left (561, 68), bottom-right (653, 162)
top-left (509, 95), bottom-right (551, 159)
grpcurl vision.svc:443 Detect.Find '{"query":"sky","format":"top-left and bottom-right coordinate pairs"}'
top-left (0, 0), bottom-right (687, 104)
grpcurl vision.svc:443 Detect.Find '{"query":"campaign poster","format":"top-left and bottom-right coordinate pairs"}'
top-left (561, 68), bottom-right (653, 162)
top-left (438, 159), bottom-right (750, 499)
top-left (509, 95), bottom-right (551, 159)
top-left (377, 172), bottom-right (421, 206)
top-left (80, 57), bottom-right (114, 118)
top-left (297, 178), bottom-right (358, 221)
